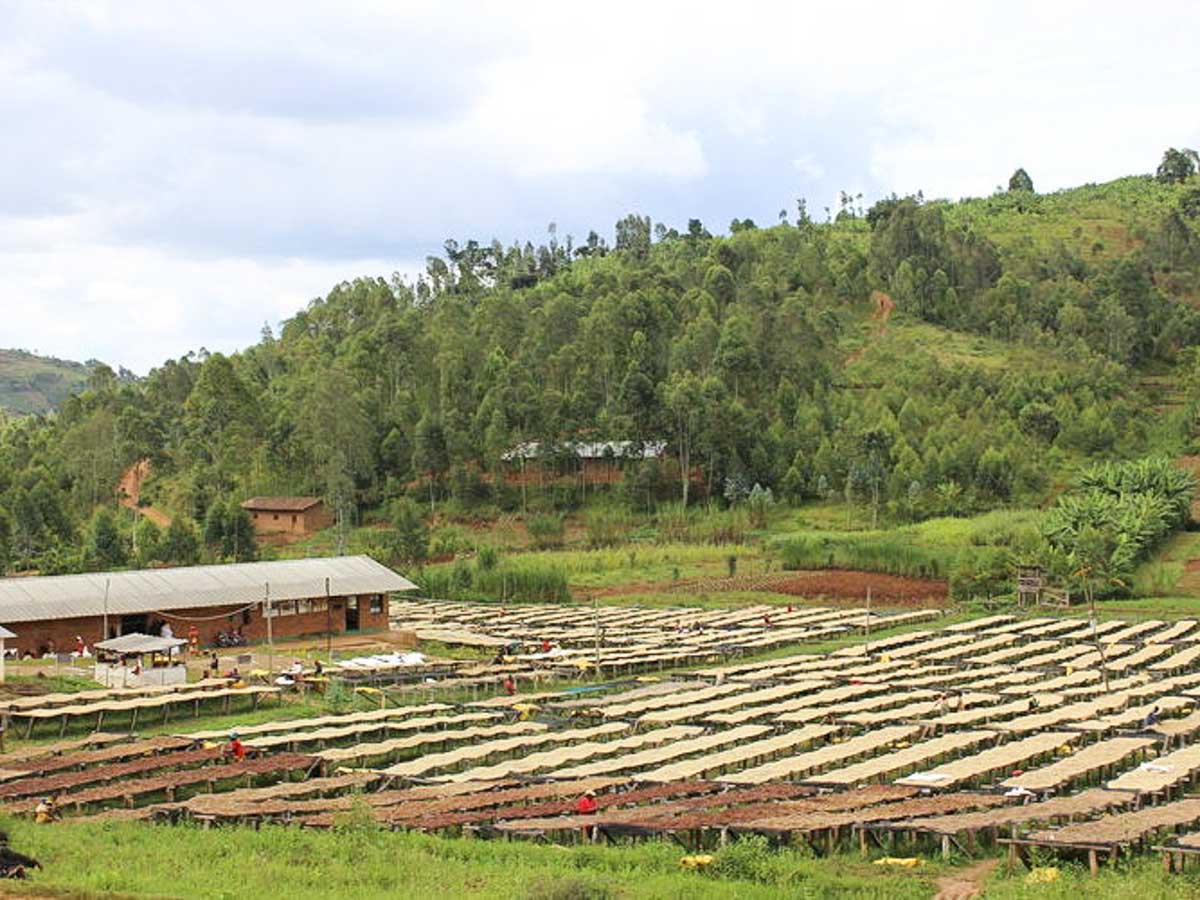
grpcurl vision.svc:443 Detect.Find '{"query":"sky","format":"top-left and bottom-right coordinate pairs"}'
top-left (2, 0), bottom-right (1198, 373)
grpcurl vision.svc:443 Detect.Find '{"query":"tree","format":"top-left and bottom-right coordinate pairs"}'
top-left (1156, 148), bottom-right (1199, 184)
top-left (221, 506), bottom-right (257, 562)
top-left (1007, 168), bottom-right (1034, 193)
top-left (412, 414), bottom-right (449, 514)
top-left (663, 372), bottom-right (702, 505)
top-left (0, 506), bottom-right (10, 575)
top-left (133, 517), bottom-right (160, 568)
top-left (614, 214), bottom-right (651, 260)
top-left (294, 367), bottom-right (373, 553)
top-left (160, 517), bottom-right (201, 566)
top-left (855, 428), bottom-right (894, 528)
top-left (388, 498), bottom-right (429, 566)
top-left (87, 507), bottom-right (127, 569)
top-left (1180, 187), bottom-right (1200, 220)
top-left (1018, 402), bottom-right (1060, 443)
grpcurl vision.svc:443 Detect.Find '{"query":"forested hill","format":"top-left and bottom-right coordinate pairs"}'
top-left (0, 350), bottom-right (92, 415)
top-left (2, 161), bottom-right (1200, 574)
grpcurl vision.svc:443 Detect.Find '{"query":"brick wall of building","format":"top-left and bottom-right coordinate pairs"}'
top-left (5, 593), bottom-right (392, 656)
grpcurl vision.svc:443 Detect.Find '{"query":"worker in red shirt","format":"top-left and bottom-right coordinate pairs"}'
top-left (227, 732), bottom-right (247, 761)
top-left (575, 789), bottom-right (598, 840)
top-left (540, 639), bottom-right (552, 654)
top-left (503, 676), bottom-right (516, 696)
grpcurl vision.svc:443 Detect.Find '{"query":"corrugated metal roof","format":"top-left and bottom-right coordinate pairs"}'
top-left (240, 496), bottom-right (322, 511)
top-left (0, 556), bottom-right (418, 625)
top-left (502, 440), bottom-right (667, 461)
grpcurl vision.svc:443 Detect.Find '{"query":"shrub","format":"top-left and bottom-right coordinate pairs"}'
top-left (584, 509), bottom-right (630, 548)
top-left (1042, 456), bottom-right (1197, 592)
top-left (526, 514), bottom-right (566, 550)
top-left (710, 836), bottom-right (778, 884)
top-left (524, 876), bottom-right (612, 900)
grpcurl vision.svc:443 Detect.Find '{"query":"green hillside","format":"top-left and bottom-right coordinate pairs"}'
top-left (1, 161), bottom-right (1199, 595)
top-left (0, 349), bottom-right (91, 415)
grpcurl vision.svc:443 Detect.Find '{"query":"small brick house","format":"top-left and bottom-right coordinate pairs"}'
top-left (241, 496), bottom-right (333, 539)
top-left (0, 556), bottom-right (417, 656)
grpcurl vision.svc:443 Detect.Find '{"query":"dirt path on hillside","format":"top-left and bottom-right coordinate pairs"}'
top-left (117, 458), bottom-right (172, 528)
top-left (846, 290), bottom-right (895, 365)
top-left (934, 859), bottom-right (998, 900)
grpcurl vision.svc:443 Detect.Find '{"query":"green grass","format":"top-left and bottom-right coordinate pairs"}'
top-left (983, 854), bottom-right (1200, 898)
top-left (0, 818), bottom-right (944, 899)
top-left (847, 320), bottom-right (1016, 375)
top-left (1135, 531), bottom-right (1200, 597)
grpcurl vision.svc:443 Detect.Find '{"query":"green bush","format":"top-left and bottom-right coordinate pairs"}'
top-left (526, 514), bottom-right (566, 550)
top-left (777, 534), bottom-right (947, 579)
top-left (584, 508), bottom-right (631, 548)
top-left (524, 876), bottom-right (613, 900)
top-left (1042, 456), bottom-right (1198, 591)
top-left (416, 558), bottom-right (570, 603)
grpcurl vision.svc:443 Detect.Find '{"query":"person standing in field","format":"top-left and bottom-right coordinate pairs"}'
top-left (575, 789), bottom-right (598, 839)
top-left (227, 732), bottom-right (247, 761)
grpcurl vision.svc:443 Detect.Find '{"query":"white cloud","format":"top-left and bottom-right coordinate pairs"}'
top-left (1, 0), bottom-right (1199, 372)
top-left (2, 242), bottom-right (418, 372)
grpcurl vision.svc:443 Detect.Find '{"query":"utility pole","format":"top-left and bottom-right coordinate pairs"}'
top-left (865, 586), bottom-right (872, 653)
top-left (265, 581), bottom-right (273, 676)
top-left (325, 577), bottom-right (332, 658)
top-left (103, 578), bottom-right (110, 641)
top-left (592, 593), bottom-right (600, 676)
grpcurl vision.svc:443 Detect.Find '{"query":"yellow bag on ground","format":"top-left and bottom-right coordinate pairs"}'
top-left (1026, 867), bottom-right (1060, 884)
top-left (679, 854), bottom-right (714, 869)
top-left (874, 857), bottom-right (921, 867)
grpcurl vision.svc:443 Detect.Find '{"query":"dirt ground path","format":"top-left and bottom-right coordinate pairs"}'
top-left (846, 290), bottom-right (895, 365)
top-left (934, 859), bottom-right (998, 900)
top-left (117, 458), bottom-right (172, 528)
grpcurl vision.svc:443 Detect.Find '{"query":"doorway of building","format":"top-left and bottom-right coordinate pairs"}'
top-left (345, 597), bottom-right (360, 631)
top-left (119, 614), bottom-right (148, 637)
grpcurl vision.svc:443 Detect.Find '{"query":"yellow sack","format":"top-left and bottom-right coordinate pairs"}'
top-left (679, 854), bottom-right (714, 869)
top-left (1057, 744), bottom-right (1074, 755)
top-left (874, 857), bottom-right (921, 867)
top-left (1025, 867), bottom-right (1060, 884)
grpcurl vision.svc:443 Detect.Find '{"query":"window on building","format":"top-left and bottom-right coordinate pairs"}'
top-left (272, 513), bottom-right (279, 521)
top-left (291, 515), bottom-right (297, 526)
top-left (369, 594), bottom-right (384, 614)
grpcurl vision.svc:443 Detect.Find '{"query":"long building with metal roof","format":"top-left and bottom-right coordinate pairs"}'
top-left (0, 556), bottom-right (418, 656)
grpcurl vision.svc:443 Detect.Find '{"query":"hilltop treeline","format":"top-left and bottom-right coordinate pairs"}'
top-left (1, 165), bottom-right (1199, 573)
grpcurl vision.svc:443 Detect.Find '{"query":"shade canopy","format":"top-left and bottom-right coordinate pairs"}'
top-left (94, 633), bottom-right (187, 655)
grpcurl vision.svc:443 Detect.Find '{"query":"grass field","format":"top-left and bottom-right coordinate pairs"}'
top-left (0, 819), bottom-right (956, 899)
top-left (2, 817), bottom-right (1197, 898)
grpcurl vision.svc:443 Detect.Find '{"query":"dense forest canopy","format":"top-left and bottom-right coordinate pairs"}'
top-left (2, 159), bottom-right (1200, 576)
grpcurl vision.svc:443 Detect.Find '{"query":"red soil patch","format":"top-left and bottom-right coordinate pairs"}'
top-left (846, 290), bottom-right (895, 365)
top-left (580, 569), bottom-right (948, 608)
top-left (765, 569), bottom-right (948, 607)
